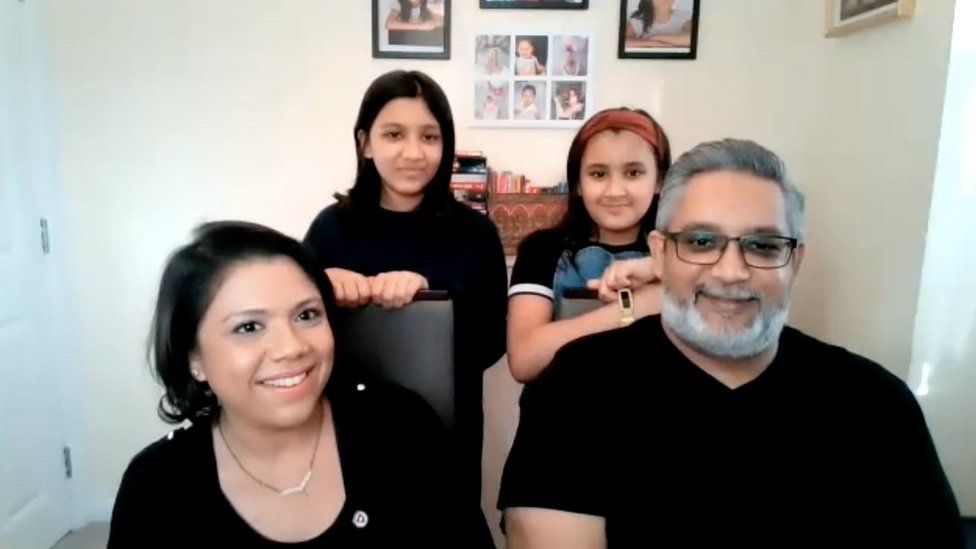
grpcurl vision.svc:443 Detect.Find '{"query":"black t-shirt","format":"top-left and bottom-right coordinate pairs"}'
top-left (498, 316), bottom-right (964, 548)
top-left (303, 202), bottom-right (507, 509)
top-left (108, 380), bottom-right (485, 547)
top-left (509, 228), bottom-right (648, 307)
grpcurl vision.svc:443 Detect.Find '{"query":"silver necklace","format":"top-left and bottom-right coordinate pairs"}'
top-left (217, 416), bottom-right (324, 497)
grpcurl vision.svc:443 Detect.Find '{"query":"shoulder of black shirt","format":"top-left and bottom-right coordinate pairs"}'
top-left (530, 315), bottom-right (911, 405)
top-left (123, 378), bottom-right (444, 486)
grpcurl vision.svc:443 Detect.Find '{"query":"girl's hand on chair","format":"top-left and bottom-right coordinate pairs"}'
top-left (325, 268), bottom-right (373, 308)
top-left (369, 271), bottom-right (429, 310)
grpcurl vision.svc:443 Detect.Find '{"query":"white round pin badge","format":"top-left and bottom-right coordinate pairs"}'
top-left (352, 510), bottom-right (369, 529)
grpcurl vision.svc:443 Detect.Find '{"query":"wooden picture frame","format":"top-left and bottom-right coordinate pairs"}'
top-left (825, 0), bottom-right (915, 37)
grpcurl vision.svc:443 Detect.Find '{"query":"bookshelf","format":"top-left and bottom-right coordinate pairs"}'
top-left (453, 152), bottom-right (569, 256)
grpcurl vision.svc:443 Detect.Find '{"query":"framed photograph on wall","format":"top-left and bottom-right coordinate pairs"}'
top-left (618, 0), bottom-right (700, 60)
top-left (473, 32), bottom-right (594, 128)
top-left (825, 0), bottom-right (915, 37)
top-left (480, 0), bottom-right (588, 9)
top-left (373, 0), bottom-right (451, 59)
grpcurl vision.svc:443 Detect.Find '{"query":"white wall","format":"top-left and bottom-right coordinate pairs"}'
top-left (909, 0), bottom-right (976, 516)
top-left (36, 0), bottom-right (959, 524)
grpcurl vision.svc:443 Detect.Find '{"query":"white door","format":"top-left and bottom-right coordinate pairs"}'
top-left (0, 0), bottom-right (73, 547)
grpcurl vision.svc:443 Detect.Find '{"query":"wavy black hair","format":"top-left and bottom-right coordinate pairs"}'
top-left (148, 221), bottom-right (338, 424)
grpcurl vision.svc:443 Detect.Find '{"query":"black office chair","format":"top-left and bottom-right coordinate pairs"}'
top-left (334, 290), bottom-right (456, 429)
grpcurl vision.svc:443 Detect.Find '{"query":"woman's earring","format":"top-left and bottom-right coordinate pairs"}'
top-left (191, 369), bottom-right (203, 380)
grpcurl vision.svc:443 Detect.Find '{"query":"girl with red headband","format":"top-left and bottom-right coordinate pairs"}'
top-left (507, 107), bottom-right (670, 382)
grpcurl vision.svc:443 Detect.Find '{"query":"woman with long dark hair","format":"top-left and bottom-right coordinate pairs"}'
top-left (303, 70), bottom-right (505, 547)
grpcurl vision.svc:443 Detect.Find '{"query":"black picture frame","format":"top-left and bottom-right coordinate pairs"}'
top-left (373, 0), bottom-right (451, 60)
top-left (617, 0), bottom-right (700, 60)
top-left (480, 0), bottom-right (588, 10)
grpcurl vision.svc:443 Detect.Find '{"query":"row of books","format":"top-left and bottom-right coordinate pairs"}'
top-left (451, 152), bottom-right (488, 213)
top-left (450, 151), bottom-right (570, 213)
top-left (490, 172), bottom-right (569, 195)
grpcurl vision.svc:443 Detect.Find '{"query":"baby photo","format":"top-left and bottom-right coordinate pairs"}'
top-left (550, 81), bottom-right (586, 120)
top-left (514, 80), bottom-right (546, 120)
top-left (513, 35), bottom-right (548, 76)
top-left (476, 34), bottom-right (512, 76)
top-left (550, 35), bottom-right (588, 76)
top-left (474, 79), bottom-right (511, 120)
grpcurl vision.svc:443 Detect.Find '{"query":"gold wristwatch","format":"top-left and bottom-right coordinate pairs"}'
top-left (618, 288), bottom-right (635, 327)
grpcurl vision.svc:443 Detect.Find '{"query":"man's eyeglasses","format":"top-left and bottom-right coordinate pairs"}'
top-left (664, 231), bottom-right (798, 269)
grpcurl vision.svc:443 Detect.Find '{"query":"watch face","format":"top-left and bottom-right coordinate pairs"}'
top-left (620, 289), bottom-right (632, 308)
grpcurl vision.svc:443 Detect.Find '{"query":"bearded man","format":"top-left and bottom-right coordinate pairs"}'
top-left (498, 138), bottom-right (964, 549)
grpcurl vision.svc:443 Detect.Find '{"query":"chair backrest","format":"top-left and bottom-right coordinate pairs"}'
top-left (554, 288), bottom-right (603, 320)
top-left (335, 291), bottom-right (455, 429)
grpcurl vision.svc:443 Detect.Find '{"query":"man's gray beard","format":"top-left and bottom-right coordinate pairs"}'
top-left (660, 283), bottom-right (790, 359)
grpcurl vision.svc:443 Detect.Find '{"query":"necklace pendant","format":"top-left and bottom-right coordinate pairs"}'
top-left (279, 470), bottom-right (312, 497)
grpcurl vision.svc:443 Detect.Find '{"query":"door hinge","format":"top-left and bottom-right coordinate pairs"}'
top-left (63, 446), bottom-right (73, 479)
top-left (40, 218), bottom-right (50, 254)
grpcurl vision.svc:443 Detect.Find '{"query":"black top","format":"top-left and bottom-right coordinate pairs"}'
top-left (499, 316), bottom-right (964, 548)
top-left (303, 203), bottom-right (507, 508)
top-left (108, 380), bottom-right (483, 547)
top-left (509, 228), bottom-right (648, 308)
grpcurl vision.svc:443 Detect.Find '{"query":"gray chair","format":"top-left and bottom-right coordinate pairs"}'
top-left (554, 288), bottom-right (603, 320)
top-left (335, 290), bottom-right (455, 429)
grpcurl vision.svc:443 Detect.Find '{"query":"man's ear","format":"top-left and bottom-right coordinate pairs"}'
top-left (648, 230), bottom-right (666, 280)
top-left (791, 242), bottom-right (806, 276)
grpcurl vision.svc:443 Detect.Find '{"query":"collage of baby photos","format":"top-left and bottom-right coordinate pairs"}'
top-left (474, 33), bottom-right (593, 127)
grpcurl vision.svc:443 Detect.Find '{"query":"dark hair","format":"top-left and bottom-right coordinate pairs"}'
top-left (335, 70), bottom-right (457, 217)
top-left (398, 0), bottom-right (431, 21)
top-left (516, 36), bottom-right (548, 67)
top-left (149, 221), bottom-right (338, 424)
top-left (631, 0), bottom-right (654, 30)
top-left (522, 84), bottom-right (537, 96)
top-left (556, 107), bottom-right (671, 252)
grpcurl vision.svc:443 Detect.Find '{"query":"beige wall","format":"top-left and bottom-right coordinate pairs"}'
top-left (38, 0), bottom-right (956, 526)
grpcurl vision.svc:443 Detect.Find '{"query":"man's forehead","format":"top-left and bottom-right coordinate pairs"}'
top-left (669, 170), bottom-right (789, 233)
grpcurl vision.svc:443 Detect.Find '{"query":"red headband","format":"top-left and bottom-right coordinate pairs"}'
top-left (578, 110), bottom-right (663, 153)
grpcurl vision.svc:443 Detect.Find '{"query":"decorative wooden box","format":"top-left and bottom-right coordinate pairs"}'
top-left (488, 194), bottom-right (568, 256)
